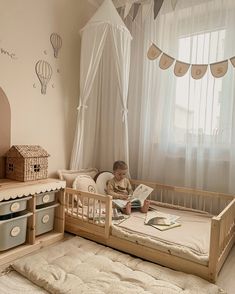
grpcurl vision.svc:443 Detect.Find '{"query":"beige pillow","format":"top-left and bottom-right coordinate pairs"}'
top-left (72, 175), bottom-right (97, 205)
top-left (57, 168), bottom-right (98, 187)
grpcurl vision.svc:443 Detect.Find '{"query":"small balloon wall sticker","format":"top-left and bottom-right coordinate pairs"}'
top-left (50, 33), bottom-right (62, 58)
top-left (35, 60), bottom-right (53, 95)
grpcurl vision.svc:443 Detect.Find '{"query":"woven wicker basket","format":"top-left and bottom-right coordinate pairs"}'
top-left (5, 145), bottom-right (49, 182)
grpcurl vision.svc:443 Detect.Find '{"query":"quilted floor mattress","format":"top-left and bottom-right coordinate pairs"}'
top-left (11, 236), bottom-right (224, 294)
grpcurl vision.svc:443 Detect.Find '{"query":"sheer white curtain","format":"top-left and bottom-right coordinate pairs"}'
top-left (127, 0), bottom-right (235, 193)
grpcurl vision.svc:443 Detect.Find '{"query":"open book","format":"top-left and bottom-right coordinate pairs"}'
top-left (145, 210), bottom-right (181, 231)
top-left (112, 184), bottom-right (153, 209)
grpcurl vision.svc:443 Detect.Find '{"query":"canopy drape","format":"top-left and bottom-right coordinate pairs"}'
top-left (70, 0), bottom-right (132, 171)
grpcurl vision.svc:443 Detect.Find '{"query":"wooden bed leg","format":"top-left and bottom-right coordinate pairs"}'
top-left (208, 217), bottom-right (220, 282)
top-left (105, 196), bottom-right (112, 239)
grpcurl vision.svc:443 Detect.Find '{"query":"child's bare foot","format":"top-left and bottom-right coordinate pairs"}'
top-left (140, 200), bottom-right (150, 213)
top-left (123, 201), bottom-right (131, 215)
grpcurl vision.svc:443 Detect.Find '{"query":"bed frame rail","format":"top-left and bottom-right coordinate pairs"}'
top-left (65, 188), bottom-right (112, 239)
top-left (131, 179), bottom-right (234, 215)
top-left (208, 197), bottom-right (235, 281)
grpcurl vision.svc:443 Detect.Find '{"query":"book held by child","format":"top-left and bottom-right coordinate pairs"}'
top-left (112, 184), bottom-right (153, 209)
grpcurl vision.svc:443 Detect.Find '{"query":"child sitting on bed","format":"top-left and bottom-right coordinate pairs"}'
top-left (106, 160), bottom-right (150, 215)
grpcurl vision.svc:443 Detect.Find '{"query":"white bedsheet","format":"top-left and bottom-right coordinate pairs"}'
top-left (112, 206), bottom-right (212, 265)
top-left (12, 236), bottom-right (223, 294)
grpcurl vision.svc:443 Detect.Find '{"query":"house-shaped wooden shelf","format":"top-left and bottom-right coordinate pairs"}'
top-left (5, 145), bottom-right (49, 181)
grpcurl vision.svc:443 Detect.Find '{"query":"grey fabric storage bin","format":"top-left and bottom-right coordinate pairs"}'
top-left (0, 211), bottom-right (32, 251)
top-left (36, 191), bottom-right (56, 206)
top-left (35, 203), bottom-right (59, 236)
top-left (0, 196), bottom-right (32, 216)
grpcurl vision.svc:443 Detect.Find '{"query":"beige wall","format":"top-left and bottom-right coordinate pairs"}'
top-left (0, 0), bottom-right (97, 176)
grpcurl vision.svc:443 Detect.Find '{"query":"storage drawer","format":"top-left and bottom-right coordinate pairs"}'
top-left (36, 191), bottom-right (56, 206)
top-left (35, 203), bottom-right (59, 236)
top-left (0, 196), bottom-right (32, 216)
top-left (0, 211), bottom-right (32, 251)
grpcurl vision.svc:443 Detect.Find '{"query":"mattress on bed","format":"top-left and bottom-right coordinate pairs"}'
top-left (12, 236), bottom-right (223, 294)
top-left (112, 206), bottom-right (212, 265)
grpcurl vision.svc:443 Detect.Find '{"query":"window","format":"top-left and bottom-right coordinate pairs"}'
top-left (173, 29), bottom-right (226, 145)
top-left (8, 163), bottom-right (14, 172)
top-left (33, 164), bottom-right (40, 172)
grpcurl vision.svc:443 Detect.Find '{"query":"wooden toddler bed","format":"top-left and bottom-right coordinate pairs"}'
top-left (64, 179), bottom-right (235, 283)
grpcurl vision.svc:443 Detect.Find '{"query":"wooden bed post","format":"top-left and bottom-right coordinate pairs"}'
top-left (208, 217), bottom-right (221, 282)
top-left (105, 195), bottom-right (112, 239)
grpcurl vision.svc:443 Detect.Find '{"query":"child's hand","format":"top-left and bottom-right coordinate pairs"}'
top-left (120, 194), bottom-right (129, 200)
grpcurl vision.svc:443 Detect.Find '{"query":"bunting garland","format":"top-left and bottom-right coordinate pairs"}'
top-left (147, 43), bottom-right (235, 79)
top-left (115, 2), bottom-right (233, 79)
top-left (115, 0), bottom-right (176, 21)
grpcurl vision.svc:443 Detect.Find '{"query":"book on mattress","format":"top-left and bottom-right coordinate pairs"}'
top-left (151, 222), bottom-right (181, 231)
top-left (113, 184), bottom-right (153, 209)
top-left (145, 210), bottom-right (181, 231)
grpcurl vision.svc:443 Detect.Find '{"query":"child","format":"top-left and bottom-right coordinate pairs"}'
top-left (106, 160), bottom-right (150, 215)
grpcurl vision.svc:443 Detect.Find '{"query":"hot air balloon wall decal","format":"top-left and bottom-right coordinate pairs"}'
top-left (50, 33), bottom-right (62, 58)
top-left (35, 60), bottom-right (53, 95)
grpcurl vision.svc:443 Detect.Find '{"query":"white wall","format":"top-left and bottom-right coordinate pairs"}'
top-left (0, 0), bottom-right (97, 176)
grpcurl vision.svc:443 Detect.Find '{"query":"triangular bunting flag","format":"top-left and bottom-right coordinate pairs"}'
top-left (171, 0), bottom-right (178, 10)
top-left (159, 53), bottom-right (175, 69)
top-left (147, 44), bottom-right (162, 60)
top-left (230, 56), bottom-right (235, 67)
top-left (133, 3), bottom-right (141, 20)
top-left (210, 60), bottom-right (228, 78)
top-left (174, 61), bottom-right (190, 77)
top-left (124, 2), bottom-right (133, 19)
top-left (116, 7), bottom-right (122, 16)
top-left (154, 0), bottom-right (164, 20)
top-left (191, 64), bottom-right (208, 79)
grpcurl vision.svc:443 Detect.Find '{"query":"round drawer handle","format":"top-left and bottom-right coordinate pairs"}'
top-left (42, 194), bottom-right (50, 203)
top-left (10, 202), bottom-right (20, 212)
top-left (42, 214), bottom-right (50, 224)
top-left (11, 226), bottom-right (21, 237)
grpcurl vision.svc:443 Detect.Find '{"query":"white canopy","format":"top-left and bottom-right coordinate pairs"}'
top-left (71, 0), bottom-right (132, 171)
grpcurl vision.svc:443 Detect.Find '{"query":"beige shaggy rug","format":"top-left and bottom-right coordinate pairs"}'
top-left (12, 236), bottom-right (224, 294)
top-left (0, 270), bottom-right (48, 293)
